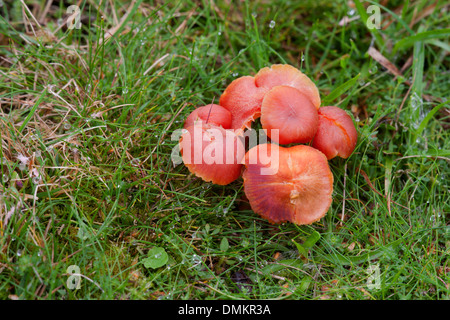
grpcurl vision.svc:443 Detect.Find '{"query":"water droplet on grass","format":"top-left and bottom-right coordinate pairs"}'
top-left (410, 92), bottom-right (424, 129)
top-left (269, 20), bottom-right (276, 28)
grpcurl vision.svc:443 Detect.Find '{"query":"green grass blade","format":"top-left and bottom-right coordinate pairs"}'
top-left (415, 101), bottom-right (448, 136)
top-left (321, 73), bottom-right (360, 106)
top-left (292, 230), bottom-right (321, 258)
top-left (19, 88), bottom-right (48, 133)
top-left (321, 237), bottom-right (405, 266)
top-left (394, 29), bottom-right (450, 52)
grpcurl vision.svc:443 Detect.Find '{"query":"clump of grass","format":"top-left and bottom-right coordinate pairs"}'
top-left (0, 0), bottom-right (449, 300)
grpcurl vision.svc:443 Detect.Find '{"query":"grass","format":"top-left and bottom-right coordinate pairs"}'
top-left (0, 0), bottom-right (448, 300)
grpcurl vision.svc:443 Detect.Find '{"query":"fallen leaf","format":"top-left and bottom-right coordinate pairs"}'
top-left (368, 47), bottom-right (403, 78)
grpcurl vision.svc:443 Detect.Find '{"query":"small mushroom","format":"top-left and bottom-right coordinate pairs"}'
top-left (260, 85), bottom-right (319, 145)
top-left (311, 106), bottom-right (357, 160)
top-left (242, 143), bottom-right (333, 225)
top-left (219, 76), bottom-right (268, 131)
top-left (179, 122), bottom-right (245, 185)
top-left (255, 64), bottom-right (321, 109)
top-left (183, 104), bottom-right (232, 129)
top-left (219, 65), bottom-right (319, 132)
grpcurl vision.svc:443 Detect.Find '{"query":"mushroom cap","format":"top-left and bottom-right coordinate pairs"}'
top-left (179, 122), bottom-right (245, 185)
top-left (255, 64), bottom-right (321, 109)
top-left (219, 76), bottom-right (268, 131)
top-left (311, 106), bottom-right (358, 160)
top-left (183, 104), bottom-right (232, 129)
top-left (243, 143), bottom-right (333, 225)
top-left (260, 85), bottom-right (319, 145)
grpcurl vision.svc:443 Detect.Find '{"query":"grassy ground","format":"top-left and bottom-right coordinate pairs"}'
top-left (0, 0), bottom-right (449, 300)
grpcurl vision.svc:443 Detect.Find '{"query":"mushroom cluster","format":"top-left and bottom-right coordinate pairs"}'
top-left (179, 64), bottom-right (357, 225)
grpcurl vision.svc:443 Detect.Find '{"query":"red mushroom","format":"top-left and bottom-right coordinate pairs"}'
top-left (219, 76), bottom-right (268, 132)
top-left (260, 85), bottom-right (319, 145)
top-left (311, 106), bottom-right (357, 160)
top-left (219, 65), bottom-right (320, 133)
top-left (255, 64), bottom-right (321, 109)
top-left (179, 122), bottom-right (245, 185)
top-left (242, 143), bottom-right (333, 225)
top-left (184, 104), bottom-right (232, 129)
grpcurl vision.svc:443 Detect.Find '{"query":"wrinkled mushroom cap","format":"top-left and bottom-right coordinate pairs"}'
top-left (243, 144), bottom-right (333, 225)
top-left (179, 122), bottom-right (245, 185)
top-left (219, 76), bottom-right (268, 132)
top-left (312, 106), bottom-right (358, 160)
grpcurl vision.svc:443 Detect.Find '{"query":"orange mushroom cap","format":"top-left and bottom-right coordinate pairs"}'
top-left (311, 106), bottom-right (358, 160)
top-left (179, 122), bottom-right (245, 185)
top-left (219, 76), bottom-right (268, 132)
top-left (255, 64), bottom-right (321, 109)
top-left (183, 104), bottom-right (232, 129)
top-left (260, 85), bottom-right (319, 145)
top-left (219, 65), bottom-right (319, 132)
top-left (243, 143), bottom-right (333, 225)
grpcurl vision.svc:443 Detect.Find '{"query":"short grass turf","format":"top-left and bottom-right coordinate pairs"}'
top-left (0, 0), bottom-right (449, 300)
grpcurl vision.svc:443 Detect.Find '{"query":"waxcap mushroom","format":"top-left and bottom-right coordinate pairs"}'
top-left (255, 64), bottom-right (321, 109)
top-left (184, 104), bottom-right (232, 129)
top-left (179, 121), bottom-right (245, 185)
top-left (243, 143), bottom-right (333, 225)
top-left (219, 76), bottom-right (268, 132)
top-left (312, 106), bottom-right (358, 160)
top-left (260, 85), bottom-right (319, 145)
top-left (219, 64), bottom-right (320, 132)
